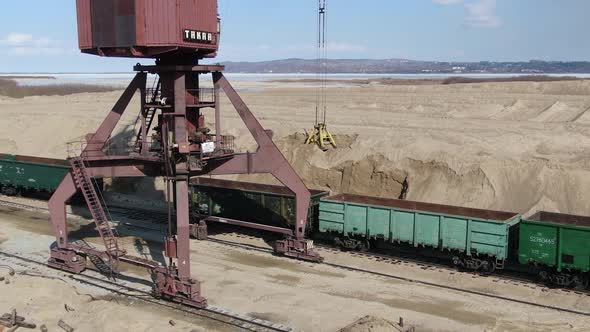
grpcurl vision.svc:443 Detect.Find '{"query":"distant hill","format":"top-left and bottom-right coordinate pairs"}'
top-left (220, 58), bottom-right (590, 74)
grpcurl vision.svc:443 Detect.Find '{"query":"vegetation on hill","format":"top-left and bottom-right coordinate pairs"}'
top-left (0, 78), bottom-right (119, 98)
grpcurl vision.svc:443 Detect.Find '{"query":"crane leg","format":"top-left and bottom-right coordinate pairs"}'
top-left (211, 72), bottom-right (323, 262)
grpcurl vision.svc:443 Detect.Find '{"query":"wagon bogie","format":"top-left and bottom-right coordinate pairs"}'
top-left (319, 194), bottom-right (521, 270)
top-left (453, 254), bottom-right (499, 273)
top-left (537, 268), bottom-right (589, 289)
top-left (333, 235), bottom-right (370, 252)
top-left (519, 211), bottom-right (590, 288)
top-left (0, 184), bottom-right (19, 196)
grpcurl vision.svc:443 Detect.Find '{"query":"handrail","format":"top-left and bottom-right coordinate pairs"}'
top-left (186, 88), bottom-right (216, 105)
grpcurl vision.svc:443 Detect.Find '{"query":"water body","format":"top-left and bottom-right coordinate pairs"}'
top-left (2, 72), bottom-right (590, 87)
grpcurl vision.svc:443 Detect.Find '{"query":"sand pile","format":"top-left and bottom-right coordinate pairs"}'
top-left (338, 315), bottom-right (414, 332)
top-left (2, 79), bottom-right (590, 216)
top-left (233, 131), bottom-right (590, 216)
top-left (531, 101), bottom-right (580, 122)
top-left (0, 272), bottom-right (210, 331)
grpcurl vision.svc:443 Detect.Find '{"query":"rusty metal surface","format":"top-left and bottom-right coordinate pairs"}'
top-left (210, 73), bottom-right (314, 241)
top-left (90, 0), bottom-right (136, 48)
top-left (136, 0), bottom-right (176, 46)
top-left (49, 174), bottom-right (78, 247)
top-left (191, 177), bottom-right (328, 199)
top-left (76, 0), bottom-right (92, 48)
top-left (13, 155), bottom-right (70, 167)
top-left (53, 0), bottom-right (322, 307)
top-left (48, 248), bottom-right (86, 274)
top-left (274, 238), bottom-right (324, 263)
top-left (134, 64), bottom-right (225, 73)
top-left (528, 211), bottom-right (590, 227)
top-left (76, 0), bottom-right (219, 58)
top-left (119, 254), bottom-right (161, 269)
top-left (177, 0), bottom-right (219, 47)
top-left (175, 181), bottom-right (192, 277)
top-left (87, 73), bottom-right (147, 149)
top-left (325, 194), bottom-right (518, 222)
top-left (204, 215), bottom-right (294, 236)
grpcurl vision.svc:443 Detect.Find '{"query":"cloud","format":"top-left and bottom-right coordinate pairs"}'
top-left (3, 33), bottom-right (35, 45)
top-left (433, 0), bottom-right (502, 28)
top-left (465, 0), bottom-right (502, 27)
top-left (0, 32), bottom-right (70, 56)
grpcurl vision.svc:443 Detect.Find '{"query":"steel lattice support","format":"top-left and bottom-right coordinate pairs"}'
top-left (48, 64), bottom-right (322, 310)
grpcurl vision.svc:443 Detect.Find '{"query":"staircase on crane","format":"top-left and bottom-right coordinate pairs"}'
top-left (134, 84), bottom-right (162, 153)
top-left (134, 106), bottom-right (158, 152)
top-left (69, 156), bottom-right (125, 260)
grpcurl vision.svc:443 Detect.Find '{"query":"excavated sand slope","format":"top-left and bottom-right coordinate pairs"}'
top-left (2, 79), bottom-right (590, 215)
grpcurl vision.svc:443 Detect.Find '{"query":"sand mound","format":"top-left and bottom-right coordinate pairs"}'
top-left (233, 133), bottom-right (590, 216)
top-left (531, 101), bottom-right (580, 123)
top-left (0, 139), bottom-right (17, 154)
top-left (5, 80), bottom-right (590, 216)
top-left (339, 315), bottom-right (413, 332)
top-left (0, 272), bottom-right (205, 331)
top-left (490, 99), bottom-right (550, 121)
top-left (572, 106), bottom-right (590, 124)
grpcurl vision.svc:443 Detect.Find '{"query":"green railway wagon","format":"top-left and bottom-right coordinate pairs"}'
top-left (0, 154), bottom-right (70, 195)
top-left (189, 178), bottom-right (329, 234)
top-left (519, 211), bottom-right (590, 288)
top-left (319, 194), bottom-right (521, 272)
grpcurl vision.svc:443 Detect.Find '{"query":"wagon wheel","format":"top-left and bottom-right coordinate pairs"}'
top-left (452, 256), bottom-right (464, 272)
top-left (333, 237), bottom-right (345, 251)
top-left (538, 270), bottom-right (557, 288)
top-left (481, 260), bottom-right (496, 275)
top-left (572, 275), bottom-right (589, 290)
top-left (538, 270), bottom-right (549, 281)
top-left (1, 185), bottom-right (19, 196)
top-left (358, 240), bottom-right (370, 253)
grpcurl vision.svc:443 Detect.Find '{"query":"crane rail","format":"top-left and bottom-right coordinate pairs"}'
top-left (0, 250), bottom-right (296, 332)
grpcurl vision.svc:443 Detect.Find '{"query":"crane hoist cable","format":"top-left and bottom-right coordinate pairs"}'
top-left (306, 0), bottom-right (336, 150)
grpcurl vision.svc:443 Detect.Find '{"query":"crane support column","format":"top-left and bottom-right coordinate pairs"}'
top-left (210, 72), bottom-right (323, 262)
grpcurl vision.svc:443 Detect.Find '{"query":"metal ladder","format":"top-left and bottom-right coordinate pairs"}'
top-left (134, 81), bottom-right (161, 152)
top-left (69, 157), bottom-right (123, 259)
top-left (134, 106), bottom-right (157, 151)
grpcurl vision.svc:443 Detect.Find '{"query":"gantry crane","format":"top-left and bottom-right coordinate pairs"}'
top-left (48, 0), bottom-right (322, 308)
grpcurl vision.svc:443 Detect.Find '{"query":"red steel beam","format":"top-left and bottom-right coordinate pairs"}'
top-left (86, 73), bottom-right (147, 154)
top-left (210, 72), bottom-right (312, 240)
top-left (204, 216), bottom-right (294, 236)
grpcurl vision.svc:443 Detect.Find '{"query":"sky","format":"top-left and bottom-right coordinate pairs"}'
top-left (0, 0), bottom-right (588, 72)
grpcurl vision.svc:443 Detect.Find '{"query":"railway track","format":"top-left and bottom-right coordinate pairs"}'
top-left (313, 243), bottom-right (539, 286)
top-left (204, 236), bottom-right (590, 317)
top-left (0, 198), bottom-right (53, 214)
top-left (0, 250), bottom-right (296, 332)
top-left (3, 197), bottom-right (590, 319)
top-left (90, 203), bottom-right (588, 293)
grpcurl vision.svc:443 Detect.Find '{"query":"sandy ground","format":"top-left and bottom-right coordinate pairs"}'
top-left (2, 79), bottom-right (590, 216)
top-left (2, 78), bottom-right (590, 330)
top-left (1, 201), bottom-right (590, 331)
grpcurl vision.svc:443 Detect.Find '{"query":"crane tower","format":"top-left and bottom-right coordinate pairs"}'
top-left (47, 0), bottom-right (321, 308)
